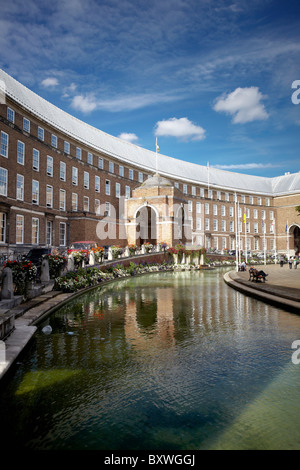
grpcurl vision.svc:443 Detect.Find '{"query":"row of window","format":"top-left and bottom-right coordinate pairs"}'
top-left (198, 219), bottom-right (274, 233)
top-left (204, 236), bottom-right (275, 252)
top-left (1, 118), bottom-right (272, 203)
top-left (197, 202), bottom-right (274, 220)
top-left (2, 116), bottom-right (144, 182)
top-left (0, 212), bottom-right (66, 246)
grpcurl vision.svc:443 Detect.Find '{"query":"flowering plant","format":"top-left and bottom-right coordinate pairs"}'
top-left (128, 244), bottom-right (137, 255)
top-left (111, 245), bottom-right (122, 258)
top-left (144, 242), bottom-right (153, 252)
top-left (91, 246), bottom-right (104, 262)
top-left (4, 260), bottom-right (37, 297)
top-left (45, 253), bottom-right (67, 278)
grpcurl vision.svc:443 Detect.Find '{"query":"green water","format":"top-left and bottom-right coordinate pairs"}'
top-left (1, 269), bottom-right (300, 450)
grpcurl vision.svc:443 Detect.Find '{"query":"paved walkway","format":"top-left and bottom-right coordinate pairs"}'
top-left (224, 263), bottom-right (300, 313)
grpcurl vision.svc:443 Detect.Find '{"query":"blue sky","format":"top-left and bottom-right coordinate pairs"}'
top-left (0, 0), bottom-right (299, 177)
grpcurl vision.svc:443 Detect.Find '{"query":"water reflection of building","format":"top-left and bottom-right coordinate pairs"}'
top-left (124, 287), bottom-right (175, 352)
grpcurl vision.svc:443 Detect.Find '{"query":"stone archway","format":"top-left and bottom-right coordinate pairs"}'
top-left (135, 205), bottom-right (157, 246)
top-left (292, 225), bottom-right (300, 254)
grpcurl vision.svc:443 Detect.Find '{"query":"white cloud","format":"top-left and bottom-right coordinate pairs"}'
top-left (71, 94), bottom-right (98, 113)
top-left (213, 87), bottom-right (269, 123)
top-left (118, 132), bottom-right (139, 143)
top-left (41, 77), bottom-right (59, 88)
top-left (154, 117), bottom-right (206, 141)
top-left (212, 163), bottom-right (279, 170)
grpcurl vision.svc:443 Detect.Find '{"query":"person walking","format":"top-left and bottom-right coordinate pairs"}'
top-left (294, 257), bottom-right (298, 269)
top-left (289, 257), bottom-right (293, 269)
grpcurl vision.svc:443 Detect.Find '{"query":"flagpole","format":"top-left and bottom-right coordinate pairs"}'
top-left (263, 218), bottom-right (266, 266)
top-left (274, 218), bottom-right (277, 264)
top-left (244, 208), bottom-right (247, 264)
top-left (286, 220), bottom-right (289, 254)
top-left (238, 200), bottom-right (241, 267)
top-left (235, 193), bottom-right (238, 271)
top-left (207, 162), bottom-right (210, 195)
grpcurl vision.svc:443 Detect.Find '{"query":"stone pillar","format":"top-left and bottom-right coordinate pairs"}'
top-left (200, 253), bottom-right (205, 265)
top-left (67, 255), bottom-right (74, 271)
top-left (1, 267), bottom-right (14, 300)
top-left (89, 251), bottom-right (95, 266)
top-left (181, 252), bottom-right (186, 265)
top-left (108, 247), bottom-right (113, 261)
top-left (40, 259), bottom-right (50, 283)
top-left (125, 247), bottom-right (130, 257)
top-left (141, 245), bottom-right (146, 254)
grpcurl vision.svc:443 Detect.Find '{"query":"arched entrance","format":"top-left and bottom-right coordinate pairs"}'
top-left (135, 205), bottom-right (157, 246)
top-left (292, 225), bottom-right (300, 254)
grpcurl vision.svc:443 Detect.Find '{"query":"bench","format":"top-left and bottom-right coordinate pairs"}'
top-left (248, 267), bottom-right (268, 283)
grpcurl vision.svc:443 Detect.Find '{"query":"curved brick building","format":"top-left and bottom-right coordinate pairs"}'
top-left (0, 68), bottom-right (299, 257)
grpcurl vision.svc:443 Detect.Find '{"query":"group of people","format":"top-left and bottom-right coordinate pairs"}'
top-left (288, 256), bottom-right (298, 269)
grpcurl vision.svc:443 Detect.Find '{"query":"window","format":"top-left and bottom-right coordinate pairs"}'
top-left (76, 147), bottom-right (82, 160)
top-left (46, 185), bottom-right (53, 207)
top-left (7, 107), bottom-right (14, 123)
top-left (38, 126), bottom-right (44, 141)
top-left (0, 131), bottom-right (8, 158)
top-left (205, 218), bottom-right (210, 230)
top-left (230, 220), bottom-right (234, 232)
top-left (213, 219), bottom-right (218, 231)
top-left (200, 188), bottom-right (204, 198)
top-left (119, 165), bottom-right (124, 177)
top-left (254, 222), bottom-right (258, 233)
top-left (32, 180), bottom-right (39, 204)
top-left (246, 222), bottom-right (250, 233)
top-left (241, 195), bottom-right (245, 203)
top-left (59, 189), bottom-right (66, 210)
top-left (205, 203), bottom-right (209, 214)
top-left (196, 218), bottom-right (201, 230)
top-left (88, 152), bottom-right (93, 165)
top-left (183, 184), bottom-right (187, 194)
top-left (138, 172), bottom-right (143, 183)
top-left (84, 171), bottom-right (89, 189)
top-left (125, 185), bottom-right (130, 199)
top-left (72, 167), bottom-right (78, 185)
top-left (16, 215), bottom-right (24, 244)
top-left (229, 206), bottom-right (234, 217)
top-left (129, 169), bottom-right (133, 180)
top-left (221, 205), bottom-right (226, 216)
top-left (0, 167), bottom-right (8, 196)
top-left (254, 209), bottom-right (258, 219)
top-left (196, 202), bottom-right (201, 214)
top-left (188, 201), bottom-right (192, 212)
top-left (95, 199), bottom-right (100, 215)
top-left (17, 141), bottom-right (25, 164)
top-left (217, 191), bottom-right (221, 200)
top-left (105, 202), bottom-right (110, 216)
top-left (16, 174), bottom-right (24, 201)
top-left (51, 134), bottom-right (57, 148)
top-left (174, 182), bottom-right (179, 189)
top-left (225, 192), bottom-right (229, 202)
top-left (208, 189), bottom-right (213, 199)
top-left (270, 211), bottom-right (274, 220)
top-left (116, 182), bottom-right (120, 198)
top-left (105, 179), bottom-right (110, 195)
top-left (32, 149), bottom-right (39, 171)
top-left (59, 223), bottom-right (66, 246)
top-left (72, 193), bottom-right (78, 211)
top-left (213, 204), bottom-right (217, 216)
top-left (249, 196), bottom-right (253, 204)
top-left (95, 175), bottom-right (100, 192)
top-left (47, 155), bottom-right (53, 177)
top-left (64, 141), bottom-right (70, 154)
top-left (98, 157), bottom-right (103, 169)
top-left (23, 118), bottom-right (30, 133)
top-left (262, 210), bottom-right (266, 220)
top-left (192, 186), bottom-right (196, 196)
top-left (221, 220), bottom-right (226, 232)
top-left (258, 197), bottom-right (262, 205)
top-left (0, 213), bottom-right (6, 243)
top-left (32, 218), bottom-right (39, 244)
top-left (60, 162), bottom-right (66, 181)
top-left (83, 196), bottom-right (89, 212)
top-left (266, 198), bottom-right (270, 206)
top-left (46, 220), bottom-right (53, 245)
top-left (109, 161), bottom-right (114, 173)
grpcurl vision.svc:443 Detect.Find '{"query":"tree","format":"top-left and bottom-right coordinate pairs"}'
top-left (296, 205), bottom-right (300, 215)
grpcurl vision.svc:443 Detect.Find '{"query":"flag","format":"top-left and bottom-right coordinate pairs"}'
top-left (243, 213), bottom-right (246, 223)
top-left (156, 138), bottom-right (159, 153)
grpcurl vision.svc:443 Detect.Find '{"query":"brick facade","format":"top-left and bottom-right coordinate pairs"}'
top-left (0, 95), bottom-right (299, 258)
